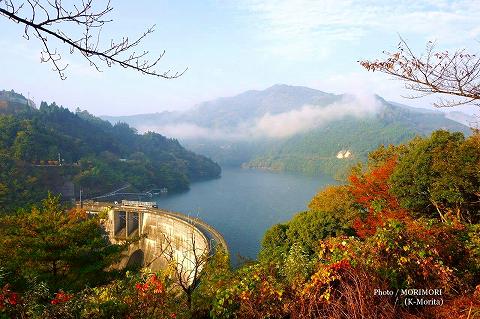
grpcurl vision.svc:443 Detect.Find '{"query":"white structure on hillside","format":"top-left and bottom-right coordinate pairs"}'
top-left (336, 150), bottom-right (352, 159)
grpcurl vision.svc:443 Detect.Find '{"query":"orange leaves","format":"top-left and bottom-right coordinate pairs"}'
top-left (50, 290), bottom-right (73, 305)
top-left (352, 215), bottom-right (384, 239)
top-left (349, 156), bottom-right (397, 208)
top-left (67, 207), bottom-right (88, 220)
top-left (295, 257), bottom-right (360, 319)
top-left (301, 267), bottom-right (338, 302)
top-left (329, 259), bottom-right (351, 272)
top-left (348, 156), bottom-right (408, 238)
top-left (135, 274), bottom-right (165, 297)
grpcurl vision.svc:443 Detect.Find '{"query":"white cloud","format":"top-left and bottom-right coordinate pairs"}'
top-left (252, 94), bottom-right (381, 138)
top-left (310, 70), bottom-right (480, 115)
top-left (137, 123), bottom-right (246, 140)
top-left (237, 0), bottom-right (480, 60)
top-left (138, 94), bottom-right (383, 140)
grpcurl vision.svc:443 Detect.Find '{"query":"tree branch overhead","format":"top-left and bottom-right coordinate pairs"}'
top-left (0, 0), bottom-right (186, 79)
top-left (359, 38), bottom-right (480, 108)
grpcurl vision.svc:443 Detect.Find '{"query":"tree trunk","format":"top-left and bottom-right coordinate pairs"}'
top-left (431, 199), bottom-right (446, 222)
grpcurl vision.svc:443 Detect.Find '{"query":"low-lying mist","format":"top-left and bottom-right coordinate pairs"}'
top-left (137, 94), bottom-right (383, 141)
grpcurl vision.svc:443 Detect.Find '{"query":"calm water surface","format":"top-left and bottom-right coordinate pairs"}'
top-left (154, 168), bottom-right (336, 261)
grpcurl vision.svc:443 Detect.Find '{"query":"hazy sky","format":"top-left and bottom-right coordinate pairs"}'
top-left (1, 0), bottom-right (479, 116)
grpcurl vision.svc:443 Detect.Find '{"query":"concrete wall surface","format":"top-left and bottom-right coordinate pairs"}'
top-left (84, 202), bottom-right (219, 285)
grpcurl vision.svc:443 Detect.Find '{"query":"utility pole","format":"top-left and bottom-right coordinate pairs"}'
top-left (80, 189), bottom-right (83, 208)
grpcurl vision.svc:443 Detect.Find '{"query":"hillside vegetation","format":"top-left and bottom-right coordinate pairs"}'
top-left (0, 129), bottom-right (479, 318)
top-left (102, 85), bottom-right (471, 179)
top-left (0, 90), bottom-right (221, 211)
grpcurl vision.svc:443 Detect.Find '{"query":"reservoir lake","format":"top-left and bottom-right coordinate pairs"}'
top-left (154, 167), bottom-right (336, 262)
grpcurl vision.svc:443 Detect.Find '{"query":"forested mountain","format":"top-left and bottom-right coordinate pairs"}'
top-left (102, 85), bottom-right (471, 179)
top-left (0, 92), bottom-right (221, 211)
top-left (0, 89), bottom-right (36, 114)
top-left (243, 97), bottom-right (472, 178)
top-left (102, 84), bottom-right (339, 130)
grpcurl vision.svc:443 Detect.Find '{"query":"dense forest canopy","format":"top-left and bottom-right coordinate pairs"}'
top-left (0, 90), bottom-right (221, 211)
top-left (1, 129), bottom-right (478, 318)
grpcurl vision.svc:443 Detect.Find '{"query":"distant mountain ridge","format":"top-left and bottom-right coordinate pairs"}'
top-left (446, 111), bottom-right (477, 128)
top-left (102, 85), bottom-right (339, 131)
top-left (102, 84), bottom-right (469, 133)
top-left (102, 84), bottom-right (472, 178)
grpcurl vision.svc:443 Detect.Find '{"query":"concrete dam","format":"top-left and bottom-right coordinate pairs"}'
top-left (82, 200), bottom-right (228, 284)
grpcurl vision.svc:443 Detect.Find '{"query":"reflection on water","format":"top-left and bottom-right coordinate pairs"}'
top-left (154, 168), bottom-right (336, 262)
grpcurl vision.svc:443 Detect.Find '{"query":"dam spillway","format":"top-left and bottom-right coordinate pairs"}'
top-left (80, 201), bottom-right (228, 283)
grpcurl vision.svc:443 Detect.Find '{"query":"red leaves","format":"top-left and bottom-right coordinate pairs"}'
top-left (50, 291), bottom-right (73, 305)
top-left (329, 259), bottom-right (351, 272)
top-left (349, 157), bottom-right (408, 238)
top-left (0, 285), bottom-right (19, 309)
top-left (349, 157), bottom-right (397, 207)
top-left (135, 274), bottom-right (165, 297)
top-left (352, 216), bottom-right (383, 239)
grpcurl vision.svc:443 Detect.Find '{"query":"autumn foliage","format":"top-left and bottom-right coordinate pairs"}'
top-left (50, 291), bottom-right (73, 305)
top-left (0, 285), bottom-right (19, 309)
top-left (349, 156), bottom-right (409, 237)
top-left (0, 130), bottom-right (479, 318)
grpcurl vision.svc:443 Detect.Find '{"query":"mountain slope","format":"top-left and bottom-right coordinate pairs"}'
top-left (102, 85), bottom-right (471, 178)
top-left (101, 84), bottom-right (339, 131)
top-left (0, 90), bottom-right (36, 114)
top-left (0, 95), bottom-right (221, 211)
top-left (185, 84), bottom-right (339, 128)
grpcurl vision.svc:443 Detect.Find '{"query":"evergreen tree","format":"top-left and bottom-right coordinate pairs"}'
top-left (0, 194), bottom-right (125, 291)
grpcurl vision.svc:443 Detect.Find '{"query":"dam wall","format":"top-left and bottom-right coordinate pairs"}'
top-left (83, 201), bottom-right (225, 284)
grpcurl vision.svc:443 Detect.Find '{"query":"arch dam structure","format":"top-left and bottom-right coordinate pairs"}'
top-left (81, 200), bottom-right (228, 282)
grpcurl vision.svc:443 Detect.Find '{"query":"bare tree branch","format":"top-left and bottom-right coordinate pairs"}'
top-left (161, 222), bottom-right (209, 309)
top-left (359, 37), bottom-right (480, 108)
top-left (0, 0), bottom-right (186, 79)
top-left (140, 218), bottom-right (211, 309)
